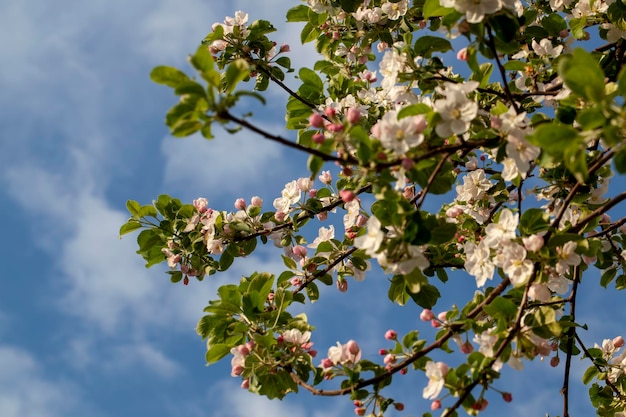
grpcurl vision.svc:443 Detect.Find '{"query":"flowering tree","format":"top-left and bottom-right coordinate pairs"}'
top-left (121, 0), bottom-right (626, 415)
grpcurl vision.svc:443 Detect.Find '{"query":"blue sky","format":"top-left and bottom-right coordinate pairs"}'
top-left (1, 1), bottom-right (625, 416)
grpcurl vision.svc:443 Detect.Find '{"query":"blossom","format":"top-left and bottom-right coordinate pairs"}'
top-left (422, 361), bottom-right (449, 399)
top-left (372, 109), bottom-right (426, 155)
top-left (502, 243), bottom-right (534, 286)
top-left (441, 0), bottom-right (501, 24)
top-left (464, 240), bottom-right (495, 287)
top-left (382, 0), bottom-right (409, 19)
top-left (327, 340), bottom-right (362, 366)
top-left (532, 38), bottom-right (563, 58)
top-left (282, 329), bottom-right (311, 345)
top-left (273, 180), bottom-right (301, 213)
top-left (433, 82), bottom-right (478, 137)
top-left (456, 169), bottom-right (494, 203)
top-left (308, 225), bottom-right (335, 249)
top-left (555, 241), bottom-right (580, 275)
top-left (354, 216), bottom-right (385, 256)
top-left (483, 209), bottom-right (518, 248)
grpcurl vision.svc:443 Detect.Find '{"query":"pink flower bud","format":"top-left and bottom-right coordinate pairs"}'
top-left (446, 206), bottom-right (464, 218)
top-left (339, 190), bottom-right (356, 203)
top-left (346, 340), bottom-right (360, 355)
top-left (318, 170), bottom-right (332, 184)
top-left (309, 349), bottom-right (317, 358)
top-left (346, 108), bottom-right (361, 124)
top-left (275, 211), bottom-right (286, 222)
top-left (437, 311), bottom-right (448, 322)
top-left (353, 400), bottom-right (362, 407)
top-left (550, 356), bottom-right (560, 367)
top-left (231, 364), bottom-right (244, 376)
top-left (317, 212), bottom-right (328, 221)
top-left (384, 354), bottom-right (396, 365)
top-left (336, 279), bottom-right (348, 293)
top-left (237, 344), bottom-right (250, 356)
top-left (292, 245), bottom-right (308, 259)
top-left (312, 133), bottom-right (325, 144)
top-left (328, 123), bottom-right (344, 133)
top-left (461, 342), bottom-right (474, 354)
top-left (402, 187), bottom-right (415, 200)
top-left (379, 348), bottom-right (387, 355)
top-left (321, 358), bottom-right (333, 368)
top-left (431, 319), bottom-right (441, 328)
top-left (193, 198), bottom-right (209, 212)
top-left (241, 378), bottom-right (250, 389)
top-left (431, 400), bottom-right (441, 410)
top-left (251, 196), bottom-right (263, 207)
top-left (502, 392), bottom-right (513, 402)
top-left (457, 47), bottom-right (469, 61)
top-left (234, 198), bottom-right (246, 210)
top-left (309, 113), bottom-right (324, 128)
top-left (420, 309), bottom-right (435, 321)
top-left (614, 336), bottom-right (625, 348)
top-left (354, 407), bottom-right (366, 416)
top-left (400, 367), bottom-right (407, 375)
top-left (384, 329), bottom-right (397, 340)
top-left (419, 20), bottom-right (427, 29)
top-left (324, 107), bottom-right (336, 117)
top-left (394, 402), bottom-right (405, 411)
top-left (280, 44), bottom-right (290, 53)
top-left (401, 158), bottom-right (414, 171)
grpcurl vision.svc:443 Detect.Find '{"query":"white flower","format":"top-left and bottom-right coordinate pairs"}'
top-left (464, 240), bottom-right (495, 287)
top-left (282, 329), bottom-right (311, 345)
top-left (422, 361), bottom-right (449, 400)
top-left (383, 245), bottom-right (430, 275)
top-left (372, 110), bottom-right (426, 155)
top-left (343, 200), bottom-right (361, 230)
top-left (273, 180), bottom-right (301, 213)
top-left (502, 243), bottom-right (534, 286)
top-left (483, 209), bottom-right (518, 248)
top-left (382, 0), bottom-right (408, 19)
top-left (433, 82), bottom-right (478, 137)
top-left (532, 38), bottom-right (563, 58)
top-left (456, 169), bottom-right (494, 202)
top-left (308, 225), bottom-right (335, 249)
top-left (555, 241), bottom-right (580, 275)
top-left (442, 0), bottom-right (502, 23)
top-left (354, 216), bottom-right (385, 256)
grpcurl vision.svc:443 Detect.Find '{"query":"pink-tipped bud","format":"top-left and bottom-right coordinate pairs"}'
top-left (437, 311), bottom-right (448, 322)
top-left (550, 356), bottom-right (560, 367)
top-left (401, 158), bottom-right (414, 171)
top-left (250, 196), bottom-right (263, 207)
top-left (321, 358), bottom-right (333, 368)
top-left (339, 190), bottom-right (356, 203)
top-left (394, 402), bottom-right (405, 411)
top-left (431, 319), bottom-right (441, 328)
top-left (275, 211), bottom-right (286, 222)
top-left (280, 44), bottom-right (290, 53)
top-left (384, 354), bottom-right (396, 365)
top-left (324, 107), bottom-right (336, 117)
top-left (297, 177), bottom-right (313, 192)
top-left (234, 198), bottom-right (246, 210)
top-left (312, 133), bottom-right (325, 144)
top-left (328, 123), bottom-right (344, 133)
top-left (237, 345), bottom-right (250, 356)
top-left (241, 378), bottom-right (250, 389)
top-left (431, 400), bottom-right (441, 410)
top-left (308, 349), bottom-right (317, 358)
top-left (346, 340), bottom-right (360, 355)
top-left (457, 47), bottom-right (469, 61)
top-left (614, 336), bottom-right (625, 348)
top-left (336, 279), bottom-right (348, 293)
top-left (384, 329), bottom-right (397, 340)
top-left (420, 309), bottom-right (435, 321)
top-left (292, 245), bottom-right (308, 259)
top-left (502, 392), bottom-right (513, 402)
top-left (309, 113), bottom-right (324, 128)
top-left (346, 108), bottom-right (361, 124)
top-left (461, 342), bottom-right (474, 354)
top-left (379, 348), bottom-right (387, 355)
top-left (231, 365), bottom-right (244, 376)
top-left (400, 367), bottom-right (407, 375)
top-left (354, 407), bottom-right (366, 416)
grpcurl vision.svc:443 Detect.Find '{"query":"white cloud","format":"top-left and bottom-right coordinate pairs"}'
top-left (0, 345), bottom-right (95, 417)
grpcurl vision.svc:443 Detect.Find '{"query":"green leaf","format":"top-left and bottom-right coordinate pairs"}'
top-left (299, 67), bottom-right (324, 91)
top-left (483, 297), bottom-right (517, 321)
top-left (526, 124), bottom-right (581, 159)
top-left (119, 220), bottom-right (142, 236)
top-left (388, 276), bottom-right (408, 306)
top-left (519, 208), bottom-right (550, 235)
top-left (541, 14), bottom-right (567, 37)
top-left (413, 36), bottom-right (453, 58)
top-left (407, 283), bottom-right (441, 309)
top-left (423, 0), bottom-right (454, 18)
top-left (614, 149), bottom-right (626, 174)
top-left (569, 17), bottom-right (587, 39)
top-left (126, 200), bottom-right (141, 216)
top-left (150, 66), bottom-right (191, 88)
top-left (582, 365), bottom-right (600, 385)
top-left (558, 49), bottom-right (605, 103)
top-left (600, 268), bottom-right (617, 288)
top-left (397, 103), bottom-right (432, 119)
top-left (224, 59), bottom-right (250, 94)
top-left (608, 0), bottom-right (626, 31)
top-left (206, 343), bottom-right (232, 364)
top-left (286, 5), bottom-right (310, 22)
top-left (300, 22), bottom-right (319, 44)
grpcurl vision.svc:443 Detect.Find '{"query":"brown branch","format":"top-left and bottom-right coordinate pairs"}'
top-left (293, 247), bottom-right (358, 295)
top-left (574, 333), bottom-right (626, 399)
top-left (486, 26), bottom-right (520, 114)
top-left (291, 278), bottom-right (512, 396)
top-left (218, 110), bottom-right (355, 164)
top-left (561, 265), bottom-right (581, 417)
top-left (571, 191), bottom-right (626, 234)
top-left (413, 151), bottom-right (453, 210)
